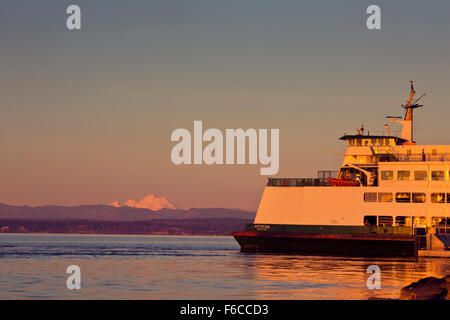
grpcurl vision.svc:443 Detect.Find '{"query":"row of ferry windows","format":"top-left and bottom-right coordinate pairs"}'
top-left (363, 216), bottom-right (449, 226)
top-left (364, 192), bottom-right (450, 203)
top-left (348, 138), bottom-right (392, 146)
top-left (380, 170), bottom-right (448, 181)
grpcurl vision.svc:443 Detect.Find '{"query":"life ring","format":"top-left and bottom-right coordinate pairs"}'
top-left (282, 179), bottom-right (290, 186)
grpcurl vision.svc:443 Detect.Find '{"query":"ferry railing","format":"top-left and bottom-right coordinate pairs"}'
top-left (317, 170), bottom-right (338, 179)
top-left (435, 220), bottom-right (450, 235)
top-left (436, 228), bottom-right (450, 235)
top-left (386, 146), bottom-right (400, 161)
top-left (381, 153), bottom-right (450, 162)
top-left (267, 178), bottom-right (332, 187)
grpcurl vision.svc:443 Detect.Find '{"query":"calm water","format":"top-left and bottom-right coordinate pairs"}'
top-left (0, 233), bottom-right (449, 299)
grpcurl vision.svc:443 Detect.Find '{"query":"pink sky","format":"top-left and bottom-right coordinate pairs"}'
top-left (1, 1), bottom-right (450, 210)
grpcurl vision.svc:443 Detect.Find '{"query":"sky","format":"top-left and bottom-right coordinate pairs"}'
top-left (0, 0), bottom-right (450, 210)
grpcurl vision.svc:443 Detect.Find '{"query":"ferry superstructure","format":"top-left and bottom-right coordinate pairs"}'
top-left (233, 82), bottom-right (449, 256)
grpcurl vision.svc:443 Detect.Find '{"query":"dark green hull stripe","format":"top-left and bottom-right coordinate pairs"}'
top-left (245, 223), bottom-right (414, 235)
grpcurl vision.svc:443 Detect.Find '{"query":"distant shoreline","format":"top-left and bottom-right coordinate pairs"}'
top-left (0, 218), bottom-right (251, 236)
top-left (0, 232), bottom-right (234, 237)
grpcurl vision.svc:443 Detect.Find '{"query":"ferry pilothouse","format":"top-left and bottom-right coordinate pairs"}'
top-left (233, 82), bottom-right (450, 256)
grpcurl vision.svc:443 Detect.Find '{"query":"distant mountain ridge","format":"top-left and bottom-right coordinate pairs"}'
top-left (0, 203), bottom-right (255, 221)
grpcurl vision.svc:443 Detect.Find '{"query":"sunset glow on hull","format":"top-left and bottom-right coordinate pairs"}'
top-left (232, 228), bottom-right (416, 257)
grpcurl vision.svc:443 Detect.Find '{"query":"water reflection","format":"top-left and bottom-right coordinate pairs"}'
top-left (0, 233), bottom-right (449, 299)
top-left (234, 253), bottom-right (450, 299)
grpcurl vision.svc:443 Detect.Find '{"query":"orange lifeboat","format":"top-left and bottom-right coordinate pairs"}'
top-left (327, 178), bottom-right (360, 187)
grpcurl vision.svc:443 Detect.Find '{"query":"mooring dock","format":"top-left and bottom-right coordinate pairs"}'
top-left (417, 234), bottom-right (450, 257)
top-left (418, 250), bottom-right (450, 258)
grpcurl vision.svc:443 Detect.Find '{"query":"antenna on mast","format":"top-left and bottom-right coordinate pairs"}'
top-left (400, 81), bottom-right (424, 143)
top-left (388, 81), bottom-right (425, 144)
top-left (412, 93), bottom-right (426, 105)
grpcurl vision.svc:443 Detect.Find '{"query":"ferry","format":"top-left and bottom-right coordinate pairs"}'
top-left (232, 82), bottom-right (450, 257)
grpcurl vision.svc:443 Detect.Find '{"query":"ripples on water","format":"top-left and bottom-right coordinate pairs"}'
top-left (0, 233), bottom-right (449, 299)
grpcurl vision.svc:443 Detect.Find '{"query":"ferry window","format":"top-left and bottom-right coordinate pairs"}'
top-left (395, 192), bottom-right (411, 203)
top-left (356, 139), bottom-right (362, 146)
top-left (397, 171), bottom-right (410, 180)
top-left (364, 216), bottom-right (377, 226)
top-left (371, 139), bottom-right (376, 145)
top-left (412, 193), bottom-right (426, 203)
top-left (395, 216), bottom-right (407, 226)
top-left (431, 217), bottom-right (450, 233)
top-left (414, 171), bottom-right (427, 181)
top-left (431, 217), bottom-right (445, 227)
top-left (431, 171), bottom-right (445, 181)
top-left (380, 171), bottom-right (394, 181)
top-left (431, 193), bottom-right (445, 203)
top-left (378, 192), bottom-right (393, 202)
top-left (378, 216), bottom-right (393, 226)
top-left (364, 192), bottom-right (377, 202)
top-left (447, 194), bottom-right (450, 203)
top-left (432, 149), bottom-right (437, 156)
top-left (413, 216), bottom-right (427, 225)
top-left (407, 149), bottom-right (412, 155)
top-left (384, 139), bottom-right (390, 145)
top-left (377, 138), bottom-right (383, 145)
